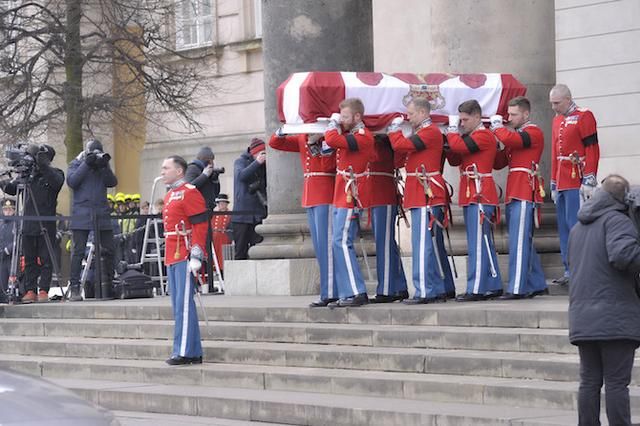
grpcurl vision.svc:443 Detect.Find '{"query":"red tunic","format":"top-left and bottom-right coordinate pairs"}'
top-left (163, 182), bottom-right (208, 266)
top-left (551, 106), bottom-right (599, 191)
top-left (211, 213), bottom-right (231, 271)
top-left (268, 134), bottom-right (336, 207)
top-left (389, 124), bottom-right (447, 208)
top-left (493, 124), bottom-right (545, 203)
top-left (366, 136), bottom-right (400, 207)
top-left (447, 127), bottom-right (499, 206)
top-left (325, 124), bottom-right (375, 209)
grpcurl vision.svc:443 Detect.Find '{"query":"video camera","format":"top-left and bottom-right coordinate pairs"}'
top-left (0, 143), bottom-right (41, 187)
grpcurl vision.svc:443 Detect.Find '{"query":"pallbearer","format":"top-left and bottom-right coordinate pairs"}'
top-left (388, 98), bottom-right (455, 304)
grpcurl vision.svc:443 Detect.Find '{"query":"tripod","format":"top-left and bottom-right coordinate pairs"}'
top-left (6, 181), bottom-right (65, 304)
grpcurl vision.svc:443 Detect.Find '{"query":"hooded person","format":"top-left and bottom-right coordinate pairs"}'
top-left (568, 174), bottom-right (640, 425)
top-left (231, 138), bottom-right (267, 260)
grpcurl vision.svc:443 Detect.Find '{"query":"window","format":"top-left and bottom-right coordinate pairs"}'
top-left (253, 0), bottom-right (262, 38)
top-left (175, 0), bottom-right (214, 50)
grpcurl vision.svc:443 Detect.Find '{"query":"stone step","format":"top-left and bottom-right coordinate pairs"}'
top-left (0, 336), bottom-right (637, 383)
top-left (49, 377), bottom-right (593, 426)
top-left (0, 297), bottom-right (570, 328)
top-left (113, 410), bottom-right (289, 426)
top-left (3, 354), bottom-right (639, 412)
top-left (0, 317), bottom-right (575, 353)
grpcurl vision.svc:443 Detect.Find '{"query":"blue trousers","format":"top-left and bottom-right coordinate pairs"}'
top-left (410, 206), bottom-right (455, 298)
top-left (556, 189), bottom-right (580, 276)
top-left (307, 205), bottom-right (338, 300)
top-left (332, 207), bottom-right (367, 299)
top-left (371, 205), bottom-right (407, 296)
top-left (463, 204), bottom-right (503, 295)
top-left (168, 260), bottom-right (202, 358)
top-left (505, 200), bottom-right (547, 295)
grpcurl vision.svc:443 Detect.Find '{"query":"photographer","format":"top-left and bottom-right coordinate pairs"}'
top-left (66, 139), bottom-right (118, 301)
top-left (568, 175), bottom-right (640, 425)
top-left (1, 144), bottom-right (64, 303)
top-left (232, 138), bottom-right (267, 260)
top-left (185, 147), bottom-right (221, 208)
top-left (186, 147), bottom-right (222, 286)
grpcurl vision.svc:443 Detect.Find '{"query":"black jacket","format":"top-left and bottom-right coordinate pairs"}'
top-left (0, 218), bottom-right (15, 256)
top-left (232, 152), bottom-right (267, 224)
top-left (568, 189), bottom-right (640, 344)
top-left (185, 159), bottom-right (221, 209)
top-left (3, 165), bottom-right (65, 236)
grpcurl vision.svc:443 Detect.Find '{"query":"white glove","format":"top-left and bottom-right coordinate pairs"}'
top-left (308, 134), bottom-right (322, 144)
top-left (490, 115), bottom-right (503, 130)
top-left (275, 127), bottom-right (285, 137)
top-left (202, 164), bottom-right (214, 177)
top-left (387, 116), bottom-right (404, 133)
top-left (550, 181), bottom-right (558, 204)
top-left (327, 113), bottom-right (341, 131)
top-left (447, 115), bottom-right (460, 133)
top-left (189, 257), bottom-right (202, 275)
top-left (321, 140), bottom-right (334, 156)
top-left (3, 247), bottom-right (10, 255)
top-left (580, 175), bottom-right (597, 201)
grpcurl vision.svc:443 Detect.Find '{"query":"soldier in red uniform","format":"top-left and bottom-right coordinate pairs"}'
top-left (211, 193), bottom-right (232, 281)
top-left (388, 98), bottom-right (455, 304)
top-left (549, 84), bottom-right (600, 285)
top-left (491, 96), bottom-right (547, 299)
top-left (366, 134), bottom-right (408, 303)
top-left (161, 155), bottom-right (208, 365)
top-left (447, 99), bottom-right (503, 301)
top-left (324, 98), bottom-right (375, 307)
top-left (269, 131), bottom-right (338, 307)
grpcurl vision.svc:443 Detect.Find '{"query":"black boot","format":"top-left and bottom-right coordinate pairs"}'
top-left (69, 284), bottom-right (83, 302)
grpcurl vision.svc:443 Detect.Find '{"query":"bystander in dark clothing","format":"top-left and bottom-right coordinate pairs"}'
top-left (185, 147), bottom-right (221, 209)
top-left (0, 200), bottom-right (16, 301)
top-left (232, 138), bottom-right (267, 260)
top-left (568, 175), bottom-right (640, 426)
top-left (2, 144), bottom-right (64, 303)
top-left (67, 139), bottom-right (118, 300)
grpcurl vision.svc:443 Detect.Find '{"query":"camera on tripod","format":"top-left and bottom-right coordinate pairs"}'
top-left (1, 143), bottom-right (38, 182)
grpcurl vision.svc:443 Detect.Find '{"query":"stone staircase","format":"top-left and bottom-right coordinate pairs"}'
top-left (0, 296), bottom-right (638, 425)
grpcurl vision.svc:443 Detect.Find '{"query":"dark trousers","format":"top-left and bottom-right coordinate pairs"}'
top-left (233, 222), bottom-right (257, 260)
top-left (0, 254), bottom-right (10, 294)
top-left (578, 339), bottom-right (639, 426)
top-left (23, 231), bottom-right (55, 293)
top-left (70, 229), bottom-right (115, 286)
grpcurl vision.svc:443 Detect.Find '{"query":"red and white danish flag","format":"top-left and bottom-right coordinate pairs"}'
top-left (277, 72), bottom-right (526, 131)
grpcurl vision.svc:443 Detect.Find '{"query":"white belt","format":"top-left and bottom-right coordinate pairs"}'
top-left (406, 171), bottom-right (441, 177)
top-left (367, 171), bottom-right (395, 178)
top-left (557, 155), bottom-right (585, 162)
top-left (303, 172), bottom-right (336, 178)
top-left (510, 167), bottom-right (535, 175)
top-left (461, 171), bottom-right (492, 178)
top-left (164, 230), bottom-right (192, 237)
top-left (336, 169), bottom-right (367, 178)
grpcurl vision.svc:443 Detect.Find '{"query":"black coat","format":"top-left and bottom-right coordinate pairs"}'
top-left (0, 218), bottom-right (15, 256)
top-left (67, 158), bottom-right (118, 230)
top-left (568, 189), bottom-right (640, 344)
top-left (232, 152), bottom-right (267, 224)
top-left (3, 165), bottom-right (64, 236)
top-left (185, 159), bottom-right (221, 209)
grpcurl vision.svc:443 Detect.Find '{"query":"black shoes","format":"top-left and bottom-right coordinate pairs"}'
top-left (455, 293), bottom-right (486, 302)
top-left (166, 356), bottom-right (203, 366)
top-left (370, 290), bottom-right (409, 303)
top-left (402, 297), bottom-right (429, 305)
top-left (529, 288), bottom-right (550, 298)
top-left (328, 293), bottom-right (369, 308)
top-left (309, 298), bottom-right (338, 308)
top-left (484, 289), bottom-right (503, 299)
top-left (497, 293), bottom-right (526, 300)
top-left (444, 291), bottom-right (456, 300)
top-left (552, 276), bottom-right (569, 286)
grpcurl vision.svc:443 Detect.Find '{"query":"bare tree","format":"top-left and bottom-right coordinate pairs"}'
top-left (0, 0), bottom-right (213, 161)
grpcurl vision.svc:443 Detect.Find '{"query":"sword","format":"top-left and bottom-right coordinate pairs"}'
top-left (179, 221), bottom-right (210, 327)
top-left (470, 164), bottom-right (498, 278)
top-left (417, 166), bottom-right (445, 279)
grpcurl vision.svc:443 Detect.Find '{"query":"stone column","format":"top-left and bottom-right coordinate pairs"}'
top-left (226, 0), bottom-right (374, 294)
top-left (429, 0), bottom-right (556, 196)
top-left (262, 0), bottom-right (374, 215)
